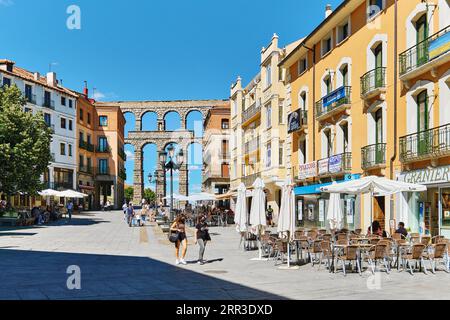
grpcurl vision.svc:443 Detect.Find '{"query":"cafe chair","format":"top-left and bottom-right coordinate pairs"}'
top-left (401, 244), bottom-right (428, 275)
top-left (367, 243), bottom-right (390, 274)
top-left (336, 245), bottom-right (361, 276)
top-left (423, 243), bottom-right (449, 274)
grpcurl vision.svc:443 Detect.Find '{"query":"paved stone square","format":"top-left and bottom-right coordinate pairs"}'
top-left (0, 211), bottom-right (449, 300)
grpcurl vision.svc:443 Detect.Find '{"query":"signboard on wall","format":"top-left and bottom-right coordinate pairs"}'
top-left (297, 200), bottom-right (303, 221)
top-left (429, 31), bottom-right (450, 60)
top-left (288, 109), bottom-right (301, 133)
top-left (323, 86), bottom-right (347, 108)
top-left (299, 162), bottom-right (317, 180)
top-left (399, 165), bottom-right (450, 185)
top-left (346, 198), bottom-right (354, 224)
top-left (318, 159), bottom-right (329, 175)
top-left (329, 154), bottom-right (343, 174)
top-left (319, 200), bottom-right (325, 222)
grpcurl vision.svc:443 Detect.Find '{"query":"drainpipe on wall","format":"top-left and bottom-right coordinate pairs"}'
top-left (312, 44), bottom-right (317, 162)
top-left (390, 0), bottom-right (398, 231)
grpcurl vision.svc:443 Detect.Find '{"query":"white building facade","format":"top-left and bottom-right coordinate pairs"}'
top-left (0, 60), bottom-right (78, 190)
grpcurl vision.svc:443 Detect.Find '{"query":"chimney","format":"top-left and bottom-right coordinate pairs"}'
top-left (46, 72), bottom-right (57, 87)
top-left (33, 72), bottom-right (40, 81)
top-left (83, 81), bottom-right (89, 98)
top-left (325, 4), bottom-right (333, 18)
top-left (0, 60), bottom-right (15, 72)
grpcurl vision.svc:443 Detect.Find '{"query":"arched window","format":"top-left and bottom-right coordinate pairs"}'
top-left (417, 90), bottom-right (429, 132)
top-left (299, 92), bottom-right (307, 110)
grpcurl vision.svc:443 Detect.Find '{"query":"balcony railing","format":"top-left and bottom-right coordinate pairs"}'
top-left (244, 137), bottom-right (260, 154)
top-left (361, 143), bottom-right (386, 170)
top-left (399, 25), bottom-right (450, 76)
top-left (51, 182), bottom-right (73, 190)
top-left (315, 86), bottom-right (351, 119)
top-left (96, 167), bottom-right (110, 176)
top-left (243, 172), bottom-right (261, 187)
top-left (96, 145), bottom-right (111, 153)
top-left (400, 123), bottom-right (450, 163)
top-left (317, 152), bottom-right (352, 176)
top-left (242, 102), bottom-right (261, 124)
top-left (26, 94), bottom-right (37, 104)
top-left (79, 140), bottom-right (95, 152)
top-left (118, 168), bottom-right (127, 180)
top-left (42, 99), bottom-right (55, 110)
top-left (119, 148), bottom-right (127, 161)
top-left (360, 67), bottom-right (386, 98)
top-left (79, 165), bottom-right (93, 175)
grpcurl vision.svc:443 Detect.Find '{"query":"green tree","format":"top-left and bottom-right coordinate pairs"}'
top-left (144, 188), bottom-right (156, 204)
top-left (0, 85), bottom-right (53, 196)
top-left (124, 186), bottom-right (134, 203)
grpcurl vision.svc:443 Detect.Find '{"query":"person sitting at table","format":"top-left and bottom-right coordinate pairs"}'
top-left (367, 220), bottom-right (387, 237)
top-left (395, 222), bottom-right (408, 239)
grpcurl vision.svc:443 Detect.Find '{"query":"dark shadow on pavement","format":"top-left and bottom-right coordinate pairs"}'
top-left (0, 249), bottom-right (288, 300)
top-left (0, 217), bottom-right (109, 233)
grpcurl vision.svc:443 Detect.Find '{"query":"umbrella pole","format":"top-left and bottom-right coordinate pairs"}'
top-left (370, 189), bottom-right (374, 235)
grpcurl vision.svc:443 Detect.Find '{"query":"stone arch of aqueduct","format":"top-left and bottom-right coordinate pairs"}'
top-left (108, 100), bottom-right (228, 205)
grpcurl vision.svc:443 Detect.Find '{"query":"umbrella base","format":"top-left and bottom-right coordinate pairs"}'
top-left (250, 257), bottom-right (269, 261)
top-left (278, 265), bottom-right (300, 270)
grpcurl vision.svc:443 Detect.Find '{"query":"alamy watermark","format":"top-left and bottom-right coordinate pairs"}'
top-left (66, 5), bottom-right (81, 30)
top-left (66, 265), bottom-right (81, 290)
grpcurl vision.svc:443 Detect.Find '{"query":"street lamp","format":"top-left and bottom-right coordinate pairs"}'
top-left (148, 171), bottom-right (159, 209)
top-left (160, 144), bottom-right (184, 221)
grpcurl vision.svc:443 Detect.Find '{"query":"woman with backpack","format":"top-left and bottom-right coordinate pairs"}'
top-left (170, 214), bottom-right (188, 265)
top-left (196, 215), bottom-right (211, 265)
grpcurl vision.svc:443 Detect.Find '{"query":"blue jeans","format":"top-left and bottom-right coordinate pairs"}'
top-left (68, 209), bottom-right (73, 220)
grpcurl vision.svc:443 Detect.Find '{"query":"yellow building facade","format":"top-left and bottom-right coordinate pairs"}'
top-left (230, 34), bottom-right (302, 220)
top-left (279, 0), bottom-right (450, 235)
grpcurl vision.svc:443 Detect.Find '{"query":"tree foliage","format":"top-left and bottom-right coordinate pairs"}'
top-left (124, 186), bottom-right (134, 203)
top-left (144, 188), bottom-right (156, 204)
top-left (0, 85), bottom-right (53, 195)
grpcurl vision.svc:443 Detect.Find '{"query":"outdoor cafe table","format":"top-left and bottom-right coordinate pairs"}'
top-left (330, 243), bottom-right (374, 273)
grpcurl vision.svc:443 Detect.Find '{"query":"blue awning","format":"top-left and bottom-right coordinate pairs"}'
top-left (294, 174), bottom-right (361, 196)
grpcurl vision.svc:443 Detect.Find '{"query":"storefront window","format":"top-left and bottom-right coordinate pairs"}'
top-left (441, 188), bottom-right (450, 229)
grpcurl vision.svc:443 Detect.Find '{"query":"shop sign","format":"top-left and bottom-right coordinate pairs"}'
top-left (299, 162), bottom-right (317, 180)
top-left (318, 159), bottom-right (329, 175)
top-left (399, 165), bottom-right (450, 185)
top-left (297, 200), bottom-right (303, 221)
top-left (288, 109), bottom-right (302, 133)
top-left (319, 200), bottom-right (325, 222)
top-left (329, 154), bottom-right (343, 174)
top-left (429, 31), bottom-right (450, 60)
top-left (323, 86), bottom-right (347, 108)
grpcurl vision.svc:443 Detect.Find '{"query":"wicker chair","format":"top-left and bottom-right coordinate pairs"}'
top-left (410, 235), bottom-right (421, 244)
top-left (401, 244), bottom-right (428, 275)
top-left (336, 245), bottom-right (361, 276)
top-left (308, 230), bottom-right (319, 241)
top-left (421, 235), bottom-right (431, 245)
top-left (432, 235), bottom-right (445, 244)
top-left (319, 240), bottom-right (332, 270)
top-left (354, 229), bottom-right (362, 235)
top-left (367, 243), bottom-right (390, 274)
top-left (423, 243), bottom-right (449, 273)
top-left (336, 239), bottom-right (349, 246)
top-left (310, 240), bottom-right (323, 267)
top-left (322, 234), bottom-right (333, 242)
top-left (274, 240), bottom-right (289, 266)
top-left (297, 236), bottom-right (311, 262)
top-left (337, 233), bottom-right (348, 241)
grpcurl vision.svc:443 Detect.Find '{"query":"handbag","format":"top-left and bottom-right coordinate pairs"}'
top-left (169, 232), bottom-right (179, 243)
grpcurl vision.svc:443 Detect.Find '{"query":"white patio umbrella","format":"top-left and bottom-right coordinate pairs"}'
top-left (187, 192), bottom-right (217, 202)
top-left (327, 182), bottom-right (343, 231)
top-left (59, 190), bottom-right (88, 199)
top-left (321, 176), bottom-right (427, 233)
top-left (249, 178), bottom-right (267, 260)
top-left (277, 178), bottom-right (298, 269)
top-left (234, 183), bottom-right (248, 250)
top-left (38, 189), bottom-right (61, 197)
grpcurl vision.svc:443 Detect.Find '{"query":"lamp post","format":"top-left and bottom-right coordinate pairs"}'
top-left (147, 170), bottom-right (158, 209)
top-left (160, 144), bottom-right (184, 222)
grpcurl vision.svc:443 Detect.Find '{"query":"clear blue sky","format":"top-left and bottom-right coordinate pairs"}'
top-left (1, 0), bottom-right (342, 196)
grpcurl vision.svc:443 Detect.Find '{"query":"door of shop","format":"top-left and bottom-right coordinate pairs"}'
top-left (374, 196), bottom-right (386, 230)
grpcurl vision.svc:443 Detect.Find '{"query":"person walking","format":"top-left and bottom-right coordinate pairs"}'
top-left (266, 205), bottom-right (274, 227)
top-left (196, 215), bottom-right (211, 265)
top-left (126, 202), bottom-right (134, 227)
top-left (66, 201), bottom-right (74, 221)
top-left (170, 214), bottom-right (188, 265)
top-left (122, 201), bottom-right (128, 221)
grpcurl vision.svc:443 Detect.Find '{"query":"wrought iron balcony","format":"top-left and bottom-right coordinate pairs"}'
top-left (242, 102), bottom-right (261, 124)
top-left (317, 152), bottom-right (352, 176)
top-left (243, 172), bottom-right (261, 187)
top-left (79, 165), bottom-right (93, 175)
top-left (361, 143), bottom-right (386, 170)
top-left (119, 148), bottom-right (127, 161)
top-left (96, 167), bottom-right (110, 176)
top-left (400, 123), bottom-right (450, 163)
top-left (79, 140), bottom-right (95, 152)
top-left (315, 86), bottom-right (351, 120)
top-left (244, 137), bottom-right (260, 154)
top-left (42, 99), bottom-right (55, 110)
top-left (96, 145), bottom-right (111, 153)
top-left (360, 67), bottom-right (386, 99)
top-left (26, 94), bottom-right (37, 104)
top-left (399, 25), bottom-right (450, 78)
